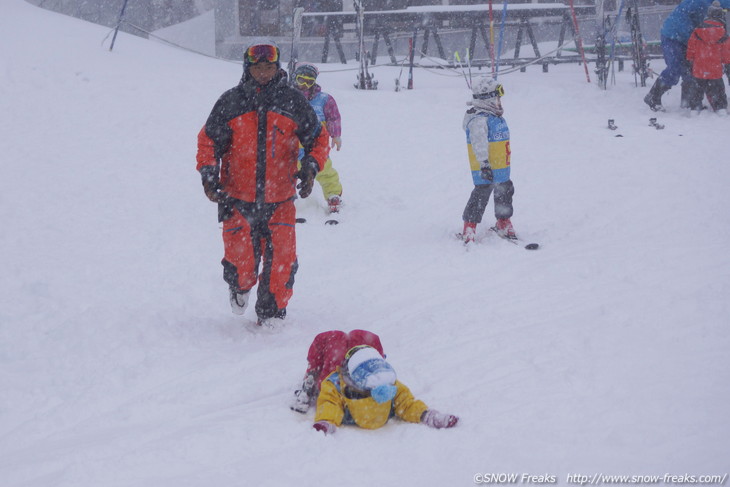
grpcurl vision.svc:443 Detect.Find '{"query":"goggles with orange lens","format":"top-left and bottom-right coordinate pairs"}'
top-left (245, 44), bottom-right (279, 64)
top-left (295, 74), bottom-right (317, 87)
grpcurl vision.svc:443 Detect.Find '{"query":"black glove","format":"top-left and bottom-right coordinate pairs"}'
top-left (200, 165), bottom-right (227, 203)
top-left (480, 161), bottom-right (493, 182)
top-left (297, 155), bottom-right (319, 198)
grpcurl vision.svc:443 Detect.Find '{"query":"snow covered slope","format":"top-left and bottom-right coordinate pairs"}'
top-left (1, 1), bottom-right (728, 486)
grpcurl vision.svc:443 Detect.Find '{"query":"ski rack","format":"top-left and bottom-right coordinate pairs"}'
top-left (594, 0), bottom-right (651, 89)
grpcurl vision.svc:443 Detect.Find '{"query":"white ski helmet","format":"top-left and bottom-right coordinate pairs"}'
top-left (470, 77), bottom-right (504, 113)
top-left (472, 77), bottom-right (504, 100)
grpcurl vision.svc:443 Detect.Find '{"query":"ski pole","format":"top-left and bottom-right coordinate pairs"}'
top-left (407, 29), bottom-right (416, 89)
top-left (496, 0), bottom-right (508, 79)
top-left (454, 51), bottom-right (471, 89)
top-left (568, 0), bottom-right (591, 83)
top-left (488, 0), bottom-right (496, 77)
top-left (466, 47), bottom-right (472, 86)
top-left (109, 0), bottom-right (130, 52)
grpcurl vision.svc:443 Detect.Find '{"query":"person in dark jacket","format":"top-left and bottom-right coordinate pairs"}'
top-left (686, 1), bottom-right (730, 113)
top-left (644, 0), bottom-right (730, 111)
top-left (196, 41), bottom-right (330, 327)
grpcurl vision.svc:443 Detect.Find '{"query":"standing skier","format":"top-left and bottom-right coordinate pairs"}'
top-left (685, 1), bottom-right (730, 114)
top-left (644, 0), bottom-right (730, 111)
top-left (292, 62), bottom-right (344, 214)
top-left (196, 41), bottom-right (330, 327)
top-left (459, 78), bottom-right (516, 244)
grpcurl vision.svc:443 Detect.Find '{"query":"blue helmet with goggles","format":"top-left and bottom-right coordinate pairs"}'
top-left (342, 345), bottom-right (398, 404)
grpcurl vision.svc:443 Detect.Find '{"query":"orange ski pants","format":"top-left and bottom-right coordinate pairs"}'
top-left (221, 199), bottom-right (297, 319)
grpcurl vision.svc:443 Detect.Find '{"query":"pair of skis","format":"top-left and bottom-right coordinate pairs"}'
top-left (626, 0), bottom-right (649, 87)
top-left (296, 217), bottom-right (339, 225)
top-left (354, 0), bottom-right (377, 90)
top-left (456, 229), bottom-right (540, 250)
top-left (489, 227), bottom-right (540, 250)
top-left (287, 8), bottom-right (304, 84)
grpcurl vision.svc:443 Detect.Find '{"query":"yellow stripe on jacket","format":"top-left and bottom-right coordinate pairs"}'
top-left (464, 110), bottom-right (511, 184)
top-left (467, 139), bottom-right (511, 171)
top-left (315, 372), bottom-right (428, 429)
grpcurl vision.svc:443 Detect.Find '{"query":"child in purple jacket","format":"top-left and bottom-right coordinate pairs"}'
top-left (293, 62), bottom-right (345, 213)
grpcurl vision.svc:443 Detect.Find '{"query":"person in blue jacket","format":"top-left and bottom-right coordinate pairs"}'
top-left (645, 0), bottom-right (730, 111)
top-left (459, 77), bottom-right (516, 244)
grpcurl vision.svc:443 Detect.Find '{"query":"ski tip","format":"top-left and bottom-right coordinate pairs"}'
top-left (525, 243), bottom-right (540, 250)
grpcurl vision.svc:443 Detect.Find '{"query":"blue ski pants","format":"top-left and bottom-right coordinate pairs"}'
top-left (659, 36), bottom-right (692, 88)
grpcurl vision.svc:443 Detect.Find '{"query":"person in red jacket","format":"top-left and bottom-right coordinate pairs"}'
top-left (196, 41), bottom-right (330, 327)
top-left (686, 1), bottom-right (730, 114)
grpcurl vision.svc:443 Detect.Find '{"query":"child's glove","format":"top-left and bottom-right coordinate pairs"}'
top-left (297, 155), bottom-right (319, 198)
top-left (421, 409), bottom-right (459, 429)
top-left (480, 161), bottom-right (493, 182)
top-left (331, 137), bottom-right (342, 151)
top-left (313, 421), bottom-right (337, 435)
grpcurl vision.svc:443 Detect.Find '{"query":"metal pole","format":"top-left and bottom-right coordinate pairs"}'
top-left (109, 0), bottom-right (130, 52)
top-left (568, 0), bottom-right (591, 83)
top-left (488, 0), bottom-right (495, 77)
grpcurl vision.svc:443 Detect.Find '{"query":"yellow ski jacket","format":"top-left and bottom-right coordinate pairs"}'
top-left (314, 371), bottom-right (428, 430)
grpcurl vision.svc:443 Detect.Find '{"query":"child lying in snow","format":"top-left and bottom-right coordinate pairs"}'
top-left (291, 329), bottom-right (458, 434)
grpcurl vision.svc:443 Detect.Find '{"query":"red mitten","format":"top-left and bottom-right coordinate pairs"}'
top-left (313, 421), bottom-right (337, 435)
top-left (421, 409), bottom-right (459, 429)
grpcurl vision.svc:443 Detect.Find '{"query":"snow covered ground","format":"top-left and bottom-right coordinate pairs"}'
top-left (2, 1), bottom-right (729, 486)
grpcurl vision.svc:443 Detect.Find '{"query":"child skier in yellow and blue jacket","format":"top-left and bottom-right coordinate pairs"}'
top-left (460, 77), bottom-right (516, 244)
top-left (293, 332), bottom-right (458, 435)
top-left (293, 62), bottom-right (344, 214)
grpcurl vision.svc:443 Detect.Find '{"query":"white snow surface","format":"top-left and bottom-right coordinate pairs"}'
top-left (2, 2), bottom-right (729, 486)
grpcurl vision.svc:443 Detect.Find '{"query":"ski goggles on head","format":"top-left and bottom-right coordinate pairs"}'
top-left (344, 344), bottom-right (371, 363)
top-left (473, 84), bottom-right (505, 100)
top-left (245, 44), bottom-right (279, 64)
top-left (295, 74), bottom-right (316, 87)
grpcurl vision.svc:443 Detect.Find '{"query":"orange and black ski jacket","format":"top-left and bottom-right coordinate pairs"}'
top-left (197, 71), bottom-right (329, 203)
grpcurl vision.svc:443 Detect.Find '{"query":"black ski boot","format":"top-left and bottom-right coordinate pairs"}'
top-left (644, 79), bottom-right (670, 112)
